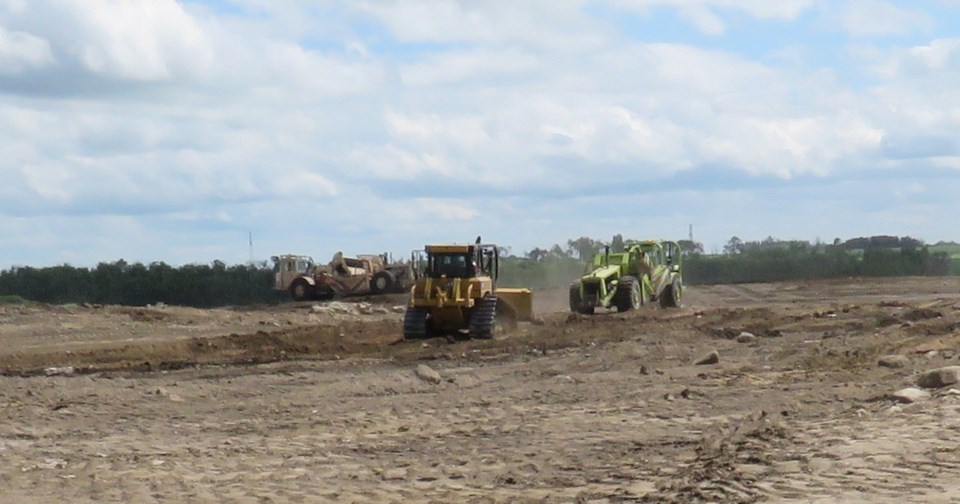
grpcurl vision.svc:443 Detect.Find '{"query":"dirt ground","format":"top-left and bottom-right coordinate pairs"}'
top-left (2, 277), bottom-right (960, 503)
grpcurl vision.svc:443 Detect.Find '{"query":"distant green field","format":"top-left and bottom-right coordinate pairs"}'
top-left (0, 294), bottom-right (27, 305)
top-left (930, 244), bottom-right (960, 275)
top-left (930, 243), bottom-right (960, 256)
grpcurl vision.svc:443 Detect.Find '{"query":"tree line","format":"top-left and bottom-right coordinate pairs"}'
top-left (507, 234), bottom-right (951, 287)
top-left (0, 234), bottom-right (953, 308)
top-left (0, 260), bottom-right (279, 307)
top-left (688, 235), bottom-right (950, 284)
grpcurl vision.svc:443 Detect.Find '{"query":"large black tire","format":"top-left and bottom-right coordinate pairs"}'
top-left (659, 277), bottom-right (682, 308)
top-left (403, 307), bottom-right (429, 340)
top-left (569, 282), bottom-right (595, 315)
top-left (569, 283), bottom-right (582, 313)
top-left (614, 276), bottom-right (641, 313)
top-left (369, 271), bottom-right (394, 295)
top-left (469, 294), bottom-right (498, 340)
top-left (289, 278), bottom-right (314, 302)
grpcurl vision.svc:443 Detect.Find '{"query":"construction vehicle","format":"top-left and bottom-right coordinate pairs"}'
top-left (272, 252), bottom-right (415, 301)
top-left (403, 238), bottom-right (534, 340)
top-left (569, 240), bottom-right (683, 314)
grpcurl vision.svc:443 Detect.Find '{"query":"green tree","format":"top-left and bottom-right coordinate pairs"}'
top-left (723, 236), bottom-right (744, 255)
top-left (526, 248), bottom-right (548, 261)
top-left (677, 240), bottom-right (704, 256)
top-left (611, 234), bottom-right (625, 253)
top-left (567, 237), bottom-right (601, 260)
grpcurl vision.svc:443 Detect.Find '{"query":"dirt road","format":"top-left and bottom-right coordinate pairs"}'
top-left (2, 277), bottom-right (960, 502)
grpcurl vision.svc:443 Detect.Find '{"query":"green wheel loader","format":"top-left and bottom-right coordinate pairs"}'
top-left (569, 240), bottom-right (683, 314)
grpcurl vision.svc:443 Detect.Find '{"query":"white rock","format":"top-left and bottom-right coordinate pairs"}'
top-left (736, 332), bottom-right (757, 344)
top-left (415, 364), bottom-right (442, 385)
top-left (44, 366), bottom-right (75, 376)
top-left (36, 458), bottom-right (67, 470)
top-left (890, 387), bottom-right (930, 403)
top-left (393, 306), bottom-right (407, 313)
top-left (327, 302), bottom-right (352, 314)
top-left (917, 366), bottom-right (960, 389)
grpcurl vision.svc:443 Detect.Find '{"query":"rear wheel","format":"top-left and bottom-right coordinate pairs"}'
top-left (369, 271), bottom-right (394, 295)
top-left (660, 277), bottom-right (682, 308)
top-left (403, 307), bottom-right (430, 340)
top-left (289, 278), bottom-right (314, 302)
top-left (614, 276), bottom-right (641, 312)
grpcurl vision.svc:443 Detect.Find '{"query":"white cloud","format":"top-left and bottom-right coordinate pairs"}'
top-left (612, 0), bottom-right (814, 34)
top-left (0, 0), bottom-right (216, 82)
top-left (875, 38), bottom-right (960, 81)
top-left (679, 5), bottom-right (726, 35)
top-left (837, 0), bottom-right (933, 38)
top-left (69, 0), bottom-right (212, 81)
top-left (0, 26), bottom-right (54, 74)
top-left (358, 0), bottom-right (606, 50)
top-left (1, 1), bottom-right (960, 267)
top-left (399, 48), bottom-right (540, 86)
top-left (414, 198), bottom-right (480, 221)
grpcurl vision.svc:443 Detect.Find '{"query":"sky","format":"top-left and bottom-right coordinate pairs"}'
top-left (1, 0), bottom-right (959, 267)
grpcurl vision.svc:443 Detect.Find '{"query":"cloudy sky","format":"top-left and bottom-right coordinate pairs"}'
top-left (1, 0), bottom-right (958, 267)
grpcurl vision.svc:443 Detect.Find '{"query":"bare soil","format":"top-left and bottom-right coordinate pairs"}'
top-left (2, 277), bottom-right (960, 502)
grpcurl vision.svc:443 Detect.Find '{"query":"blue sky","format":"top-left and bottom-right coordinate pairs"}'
top-left (1, 0), bottom-right (959, 267)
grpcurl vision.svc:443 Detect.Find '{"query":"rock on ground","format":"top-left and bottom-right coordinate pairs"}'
top-left (890, 387), bottom-right (930, 403)
top-left (415, 364), bottom-right (442, 384)
top-left (44, 366), bottom-right (75, 376)
top-left (381, 468), bottom-right (407, 481)
top-left (878, 355), bottom-right (910, 369)
top-left (736, 332), bottom-right (758, 344)
top-left (695, 350), bottom-right (720, 366)
top-left (916, 366), bottom-right (960, 389)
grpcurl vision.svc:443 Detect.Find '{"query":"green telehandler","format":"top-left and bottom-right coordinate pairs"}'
top-left (569, 240), bottom-right (683, 314)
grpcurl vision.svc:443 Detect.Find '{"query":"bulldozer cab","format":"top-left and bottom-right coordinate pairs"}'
top-left (422, 244), bottom-right (498, 281)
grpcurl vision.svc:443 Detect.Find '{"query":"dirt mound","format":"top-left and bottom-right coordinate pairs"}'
top-left (0, 320), bottom-right (401, 375)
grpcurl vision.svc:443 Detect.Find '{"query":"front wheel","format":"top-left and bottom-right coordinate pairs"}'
top-left (569, 283), bottom-right (595, 315)
top-left (614, 276), bottom-right (641, 312)
top-left (569, 283), bottom-right (582, 313)
top-left (289, 278), bottom-right (314, 302)
top-left (659, 277), bottom-right (682, 308)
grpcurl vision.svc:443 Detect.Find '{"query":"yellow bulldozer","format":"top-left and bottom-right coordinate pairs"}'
top-left (403, 238), bottom-right (534, 340)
